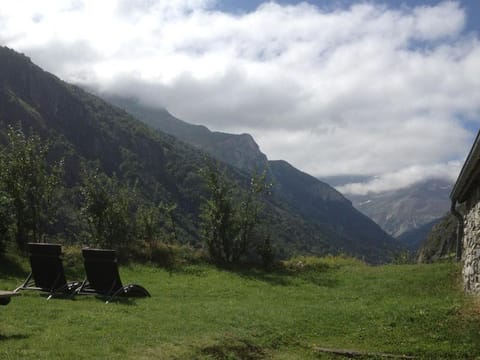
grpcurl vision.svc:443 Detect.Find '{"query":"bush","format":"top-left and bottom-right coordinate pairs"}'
top-left (80, 168), bottom-right (138, 254)
top-left (62, 245), bottom-right (84, 278)
top-left (282, 255), bottom-right (366, 273)
top-left (200, 161), bottom-right (272, 265)
top-left (127, 241), bottom-right (202, 269)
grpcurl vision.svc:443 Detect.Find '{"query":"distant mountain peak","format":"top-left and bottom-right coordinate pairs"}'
top-left (344, 178), bottom-right (453, 249)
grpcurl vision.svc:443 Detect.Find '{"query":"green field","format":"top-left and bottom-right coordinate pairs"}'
top-left (0, 255), bottom-right (479, 359)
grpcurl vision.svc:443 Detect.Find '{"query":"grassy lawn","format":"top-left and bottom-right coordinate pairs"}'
top-left (0, 255), bottom-right (479, 359)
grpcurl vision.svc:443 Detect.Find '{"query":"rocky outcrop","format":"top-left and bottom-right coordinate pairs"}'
top-left (417, 213), bottom-right (457, 263)
top-left (103, 95), bottom-right (269, 173)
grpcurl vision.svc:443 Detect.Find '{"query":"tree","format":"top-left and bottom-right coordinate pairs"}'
top-left (200, 162), bottom-right (236, 263)
top-left (80, 168), bottom-right (137, 255)
top-left (136, 202), bottom-right (162, 253)
top-left (200, 161), bottom-right (272, 264)
top-left (136, 201), bottom-right (176, 242)
top-left (0, 126), bottom-right (64, 250)
top-left (0, 189), bottom-right (14, 253)
top-left (234, 170), bottom-right (272, 262)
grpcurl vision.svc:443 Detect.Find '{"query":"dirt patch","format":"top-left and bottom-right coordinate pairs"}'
top-left (201, 338), bottom-right (266, 360)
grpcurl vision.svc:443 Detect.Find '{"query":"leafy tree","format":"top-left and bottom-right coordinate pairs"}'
top-left (0, 126), bottom-right (64, 250)
top-left (234, 170), bottom-right (272, 262)
top-left (200, 162), bottom-right (236, 263)
top-left (136, 202), bottom-right (162, 252)
top-left (80, 168), bottom-right (137, 255)
top-left (0, 189), bottom-right (14, 253)
top-left (200, 162), bottom-right (272, 264)
top-left (135, 201), bottom-right (174, 239)
top-left (136, 200), bottom-right (178, 265)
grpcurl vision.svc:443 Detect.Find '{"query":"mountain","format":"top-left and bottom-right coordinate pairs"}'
top-left (268, 160), bottom-right (396, 257)
top-left (101, 95), bottom-right (397, 261)
top-left (104, 96), bottom-right (269, 173)
top-left (0, 46), bottom-right (396, 262)
top-left (340, 179), bottom-right (452, 249)
top-left (417, 212), bottom-right (458, 263)
top-left (396, 219), bottom-right (440, 249)
top-left (0, 46), bottom-right (209, 241)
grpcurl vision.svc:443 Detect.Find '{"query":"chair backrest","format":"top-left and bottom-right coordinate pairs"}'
top-left (82, 248), bottom-right (123, 295)
top-left (28, 243), bottom-right (67, 291)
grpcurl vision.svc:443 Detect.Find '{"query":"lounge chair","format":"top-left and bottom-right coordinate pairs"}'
top-left (15, 243), bottom-right (80, 299)
top-left (77, 248), bottom-right (150, 303)
top-left (0, 290), bottom-right (19, 305)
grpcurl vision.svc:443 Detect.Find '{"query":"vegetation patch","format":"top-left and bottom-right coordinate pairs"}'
top-left (200, 337), bottom-right (266, 360)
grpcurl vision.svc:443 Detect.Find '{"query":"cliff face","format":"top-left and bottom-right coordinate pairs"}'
top-left (209, 132), bottom-right (268, 172)
top-left (104, 96), bottom-right (269, 173)
top-left (417, 213), bottom-right (458, 263)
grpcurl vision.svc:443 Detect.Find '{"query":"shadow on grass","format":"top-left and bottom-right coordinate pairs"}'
top-left (237, 268), bottom-right (296, 287)
top-left (33, 292), bottom-right (142, 305)
top-left (86, 295), bottom-right (142, 305)
top-left (223, 263), bottom-right (340, 288)
top-left (0, 333), bottom-right (29, 341)
top-left (102, 297), bottom-right (137, 305)
top-left (169, 264), bottom-right (211, 277)
top-left (36, 293), bottom-right (77, 301)
top-left (201, 338), bottom-right (266, 360)
top-left (0, 255), bottom-right (26, 278)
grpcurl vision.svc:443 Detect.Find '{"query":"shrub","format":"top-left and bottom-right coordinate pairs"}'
top-left (200, 161), bottom-right (272, 265)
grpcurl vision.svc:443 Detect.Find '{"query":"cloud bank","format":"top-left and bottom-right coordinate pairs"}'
top-left (336, 161), bottom-right (461, 195)
top-left (1, 0), bottom-right (479, 194)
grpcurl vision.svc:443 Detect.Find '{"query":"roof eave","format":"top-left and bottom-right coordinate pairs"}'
top-left (451, 130), bottom-right (480, 204)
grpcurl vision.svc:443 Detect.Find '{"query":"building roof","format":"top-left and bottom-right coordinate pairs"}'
top-left (451, 130), bottom-right (480, 203)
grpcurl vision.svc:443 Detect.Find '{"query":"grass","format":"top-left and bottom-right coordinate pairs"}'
top-left (0, 254), bottom-right (479, 359)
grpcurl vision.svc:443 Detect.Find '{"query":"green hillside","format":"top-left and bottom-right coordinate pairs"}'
top-left (269, 160), bottom-right (396, 258)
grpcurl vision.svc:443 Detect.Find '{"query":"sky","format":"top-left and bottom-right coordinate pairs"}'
top-left (0, 0), bottom-right (479, 195)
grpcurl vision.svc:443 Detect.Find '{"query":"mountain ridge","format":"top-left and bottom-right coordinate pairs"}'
top-left (104, 95), bottom-right (270, 173)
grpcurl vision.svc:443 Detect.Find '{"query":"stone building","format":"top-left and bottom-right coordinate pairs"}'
top-left (451, 131), bottom-right (480, 293)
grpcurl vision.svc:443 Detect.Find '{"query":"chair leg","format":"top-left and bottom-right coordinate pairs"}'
top-left (14, 273), bottom-right (33, 292)
top-left (106, 287), bottom-right (126, 304)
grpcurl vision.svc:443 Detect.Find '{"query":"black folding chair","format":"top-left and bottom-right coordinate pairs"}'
top-left (15, 243), bottom-right (80, 299)
top-left (77, 248), bottom-right (150, 303)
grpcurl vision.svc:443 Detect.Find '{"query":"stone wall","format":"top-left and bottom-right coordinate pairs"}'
top-left (463, 185), bottom-right (480, 293)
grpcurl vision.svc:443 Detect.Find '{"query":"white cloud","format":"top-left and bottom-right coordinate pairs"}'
top-left (336, 161), bottom-right (462, 195)
top-left (0, 0), bottom-right (478, 193)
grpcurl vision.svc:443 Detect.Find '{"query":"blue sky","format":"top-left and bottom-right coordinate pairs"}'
top-left (216, 0), bottom-right (480, 32)
top-left (0, 0), bottom-right (479, 194)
